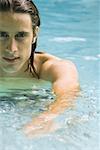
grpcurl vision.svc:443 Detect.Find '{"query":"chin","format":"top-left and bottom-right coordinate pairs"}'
top-left (0, 61), bottom-right (27, 76)
top-left (1, 66), bottom-right (22, 75)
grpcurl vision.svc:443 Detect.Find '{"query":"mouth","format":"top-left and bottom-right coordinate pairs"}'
top-left (3, 57), bottom-right (20, 63)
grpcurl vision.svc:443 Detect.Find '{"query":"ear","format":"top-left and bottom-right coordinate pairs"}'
top-left (35, 26), bottom-right (39, 35)
top-left (32, 26), bottom-right (39, 43)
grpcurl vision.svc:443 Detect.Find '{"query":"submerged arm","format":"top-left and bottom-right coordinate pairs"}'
top-left (23, 56), bottom-right (80, 137)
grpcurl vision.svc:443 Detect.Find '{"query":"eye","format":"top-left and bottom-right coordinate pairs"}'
top-left (15, 32), bottom-right (27, 40)
top-left (0, 32), bottom-right (9, 40)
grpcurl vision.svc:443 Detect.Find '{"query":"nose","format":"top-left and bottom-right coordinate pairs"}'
top-left (7, 38), bottom-right (18, 53)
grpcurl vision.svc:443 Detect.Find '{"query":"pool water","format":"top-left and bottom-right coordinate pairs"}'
top-left (0, 0), bottom-right (99, 150)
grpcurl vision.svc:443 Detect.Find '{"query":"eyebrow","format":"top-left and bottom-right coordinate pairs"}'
top-left (0, 31), bottom-right (8, 33)
top-left (17, 31), bottom-right (30, 35)
top-left (0, 31), bottom-right (30, 35)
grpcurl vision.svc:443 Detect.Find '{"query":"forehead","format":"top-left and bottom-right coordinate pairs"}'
top-left (0, 12), bottom-right (32, 31)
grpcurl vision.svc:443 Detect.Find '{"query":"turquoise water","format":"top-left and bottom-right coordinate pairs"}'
top-left (0, 0), bottom-right (99, 150)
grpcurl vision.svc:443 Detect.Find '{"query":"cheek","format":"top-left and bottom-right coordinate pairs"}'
top-left (0, 43), bottom-right (4, 55)
top-left (0, 42), bottom-right (4, 49)
top-left (20, 43), bottom-right (32, 59)
top-left (26, 39), bottom-right (33, 54)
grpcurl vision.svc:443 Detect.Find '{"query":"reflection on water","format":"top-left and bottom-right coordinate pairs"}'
top-left (0, 88), bottom-right (54, 114)
top-left (49, 84), bottom-right (99, 150)
top-left (0, 88), bottom-right (54, 130)
top-left (0, 84), bottom-right (99, 150)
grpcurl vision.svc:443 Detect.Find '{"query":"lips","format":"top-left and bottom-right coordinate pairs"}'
top-left (3, 57), bottom-right (20, 62)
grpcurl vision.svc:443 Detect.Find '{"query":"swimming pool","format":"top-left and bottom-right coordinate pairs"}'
top-left (0, 0), bottom-right (99, 150)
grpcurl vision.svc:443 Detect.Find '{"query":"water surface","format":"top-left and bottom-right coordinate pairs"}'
top-left (0, 0), bottom-right (99, 150)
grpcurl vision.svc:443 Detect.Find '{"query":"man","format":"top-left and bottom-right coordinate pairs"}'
top-left (0, 0), bottom-right (79, 137)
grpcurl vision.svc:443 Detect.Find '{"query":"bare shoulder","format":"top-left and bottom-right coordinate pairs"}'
top-left (35, 51), bottom-right (77, 69)
top-left (34, 51), bottom-right (61, 72)
top-left (34, 51), bottom-right (60, 63)
top-left (34, 51), bottom-right (78, 81)
top-left (34, 51), bottom-right (76, 66)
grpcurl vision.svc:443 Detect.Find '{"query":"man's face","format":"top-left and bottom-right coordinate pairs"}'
top-left (0, 12), bottom-right (34, 74)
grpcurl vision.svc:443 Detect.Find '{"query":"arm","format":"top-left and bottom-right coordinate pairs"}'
top-left (23, 55), bottom-right (80, 137)
top-left (39, 58), bottom-right (79, 116)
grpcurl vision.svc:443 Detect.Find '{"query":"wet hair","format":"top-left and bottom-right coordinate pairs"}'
top-left (0, 0), bottom-right (41, 78)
